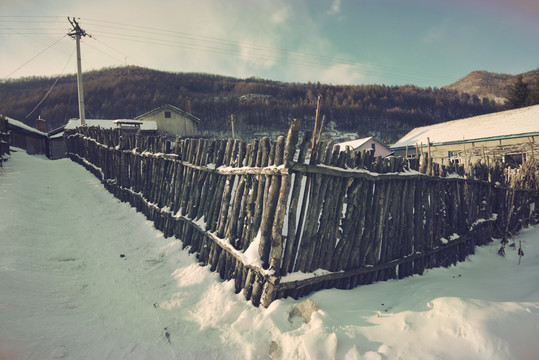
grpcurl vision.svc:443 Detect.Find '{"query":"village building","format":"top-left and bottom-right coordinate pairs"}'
top-left (390, 104), bottom-right (539, 165)
top-left (134, 104), bottom-right (199, 137)
top-left (48, 125), bottom-right (68, 160)
top-left (44, 119), bottom-right (157, 160)
top-left (337, 136), bottom-right (393, 158)
top-left (4, 115), bottom-right (48, 156)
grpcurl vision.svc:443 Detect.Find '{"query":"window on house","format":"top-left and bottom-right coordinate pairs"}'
top-left (164, 111), bottom-right (171, 118)
top-left (504, 153), bottom-right (525, 166)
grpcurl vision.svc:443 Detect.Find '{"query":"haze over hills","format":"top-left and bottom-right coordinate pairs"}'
top-left (2, 66), bottom-right (535, 142)
top-left (444, 68), bottom-right (539, 104)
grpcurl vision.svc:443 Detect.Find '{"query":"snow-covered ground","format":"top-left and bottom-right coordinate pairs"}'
top-left (1, 148), bottom-right (538, 360)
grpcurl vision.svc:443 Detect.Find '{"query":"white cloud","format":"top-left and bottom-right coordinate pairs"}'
top-left (238, 40), bottom-right (279, 69)
top-left (421, 19), bottom-right (450, 45)
top-left (318, 63), bottom-right (366, 84)
top-left (0, 0), bottom-right (360, 84)
top-left (277, 62), bottom-right (368, 85)
top-left (328, 0), bottom-right (341, 15)
top-left (270, 5), bottom-right (291, 24)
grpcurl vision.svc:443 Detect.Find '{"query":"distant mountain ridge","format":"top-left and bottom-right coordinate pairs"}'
top-left (444, 69), bottom-right (539, 104)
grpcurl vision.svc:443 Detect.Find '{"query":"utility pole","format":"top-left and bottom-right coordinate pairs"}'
top-left (68, 17), bottom-right (88, 126)
top-left (230, 114), bottom-right (235, 139)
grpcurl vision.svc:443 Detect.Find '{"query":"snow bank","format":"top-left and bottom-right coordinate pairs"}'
top-left (1, 148), bottom-right (538, 359)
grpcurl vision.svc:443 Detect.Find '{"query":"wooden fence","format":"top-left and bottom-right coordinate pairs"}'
top-left (65, 120), bottom-right (539, 307)
top-left (0, 115), bottom-right (10, 166)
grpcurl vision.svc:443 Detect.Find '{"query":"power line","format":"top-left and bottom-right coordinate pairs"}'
top-left (2, 33), bottom-right (67, 80)
top-left (68, 17), bottom-right (451, 84)
top-left (25, 46), bottom-right (76, 119)
top-left (3, 16), bottom-right (450, 83)
top-left (86, 37), bottom-right (148, 68)
top-left (92, 32), bottom-right (440, 83)
top-left (81, 38), bottom-right (126, 65)
top-left (1, 16), bottom-right (454, 85)
top-left (79, 18), bottom-right (453, 83)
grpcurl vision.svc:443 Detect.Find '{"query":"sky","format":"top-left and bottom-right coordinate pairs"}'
top-left (0, 0), bottom-right (538, 88)
top-left (1, 148), bottom-right (538, 359)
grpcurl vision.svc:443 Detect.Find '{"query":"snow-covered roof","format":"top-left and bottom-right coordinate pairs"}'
top-left (49, 132), bottom-right (65, 139)
top-left (391, 104), bottom-right (539, 149)
top-left (112, 120), bottom-right (144, 125)
top-left (65, 119), bottom-right (157, 131)
top-left (4, 115), bottom-right (47, 136)
top-left (337, 137), bottom-right (374, 150)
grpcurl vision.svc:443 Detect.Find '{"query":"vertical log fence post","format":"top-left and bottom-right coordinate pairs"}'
top-left (293, 95), bottom-right (322, 269)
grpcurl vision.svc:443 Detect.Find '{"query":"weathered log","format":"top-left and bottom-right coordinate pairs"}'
top-left (258, 135), bottom-right (285, 269)
top-left (216, 140), bottom-right (240, 237)
top-left (187, 140), bottom-right (209, 218)
top-left (332, 178), bottom-right (363, 271)
top-left (207, 140), bottom-right (233, 231)
top-left (247, 137), bottom-right (270, 245)
top-left (315, 148), bottom-right (350, 270)
top-left (225, 177), bottom-right (246, 243)
top-left (399, 179), bottom-right (416, 278)
top-left (234, 173), bottom-right (253, 249)
top-left (237, 140), bottom-right (261, 251)
top-left (223, 141), bottom-right (250, 247)
top-left (352, 180), bottom-right (374, 269)
top-left (281, 131), bottom-right (312, 275)
top-left (294, 141), bottom-right (332, 272)
top-left (250, 273), bottom-right (264, 307)
top-left (268, 119), bottom-right (301, 273)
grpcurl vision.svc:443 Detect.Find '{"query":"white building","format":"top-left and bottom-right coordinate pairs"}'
top-left (390, 104), bottom-right (539, 165)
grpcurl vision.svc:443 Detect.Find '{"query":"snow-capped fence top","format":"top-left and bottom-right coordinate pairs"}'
top-left (65, 120), bottom-right (538, 307)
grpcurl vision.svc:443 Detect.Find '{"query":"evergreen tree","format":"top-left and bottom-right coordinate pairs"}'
top-left (526, 72), bottom-right (539, 106)
top-left (505, 75), bottom-right (529, 109)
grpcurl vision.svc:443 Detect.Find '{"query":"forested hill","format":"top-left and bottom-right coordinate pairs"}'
top-left (0, 66), bottom-right (501, 142)
top-left (443, 69), bottom-right (539, 105)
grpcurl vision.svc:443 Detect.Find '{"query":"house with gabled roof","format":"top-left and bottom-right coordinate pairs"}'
top-left (337, 136), bottom-right (392, 158)
top-left (135, 104), bottom-right (199, 137)
top-left (4, 115), bottom-right (48, 156)
top-left (390, 104), bottom-right (539, 165)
